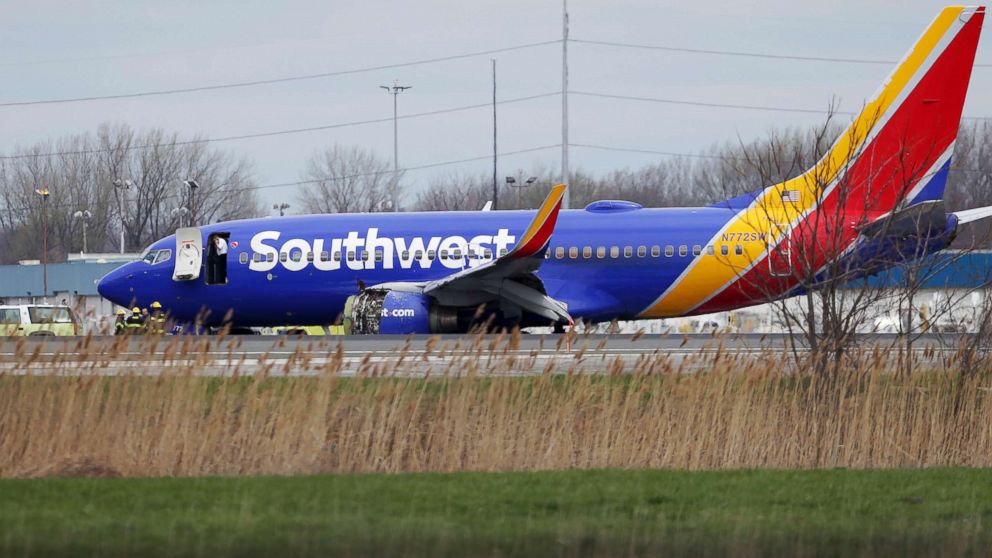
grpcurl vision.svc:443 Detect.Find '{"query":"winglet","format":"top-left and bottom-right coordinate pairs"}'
top-left (508, 184), bottom-right (567, 259)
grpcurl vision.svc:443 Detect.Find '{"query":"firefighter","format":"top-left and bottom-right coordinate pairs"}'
top-left (124, 307), bottom-right (144, 334)
top-left (113, 309), bottom-right (127, 336)
top-left (149, 301), bottom-right (167, 334)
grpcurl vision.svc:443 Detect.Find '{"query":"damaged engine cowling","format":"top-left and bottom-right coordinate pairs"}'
top-left (344, 290), bottom-right (460, 334)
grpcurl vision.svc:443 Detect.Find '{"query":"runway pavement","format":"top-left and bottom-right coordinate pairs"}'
top-left (0, 333), bottom-right (976, 376)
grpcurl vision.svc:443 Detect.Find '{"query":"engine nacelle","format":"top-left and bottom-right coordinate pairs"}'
top-left (344, 290), bottom-right (460, 334)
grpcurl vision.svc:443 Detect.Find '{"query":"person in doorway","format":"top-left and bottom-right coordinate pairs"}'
top-left (213, 235), bottom-right (228, 284)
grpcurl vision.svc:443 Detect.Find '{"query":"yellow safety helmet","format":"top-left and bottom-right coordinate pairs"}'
top-left (151, 301), bottom-right (162, 309)
top-left (132, 307), bottom-right (140, 313)
top-left (116, 309), bottom-right (126, 316)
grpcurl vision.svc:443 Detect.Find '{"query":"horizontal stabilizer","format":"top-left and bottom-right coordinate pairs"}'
top-left (954, 205), bottom-right (992, 224)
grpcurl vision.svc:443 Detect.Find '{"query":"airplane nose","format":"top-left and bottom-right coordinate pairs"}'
top-left (97, 266), bottom-right (133, 306)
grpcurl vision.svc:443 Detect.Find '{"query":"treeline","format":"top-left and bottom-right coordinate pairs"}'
top-left (2, 120), bottom-right (990, 264)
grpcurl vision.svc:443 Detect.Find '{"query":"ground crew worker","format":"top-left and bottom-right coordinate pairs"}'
top-left (124, 307), bottom-right (144, 334)
top-left (149, 301), bottom-right (167, 334)
top-left (114, 309), bottom-right (127, 335)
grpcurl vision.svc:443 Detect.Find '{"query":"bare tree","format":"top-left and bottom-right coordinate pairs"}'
top-left (298, 145), bottom-right (399, 214)
top-left (0, 123), bottom-right (261, 263)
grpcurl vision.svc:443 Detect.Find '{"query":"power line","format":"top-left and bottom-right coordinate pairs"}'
top-left (571, 142), bottom-right (992, 174)
top-left (571, 90), bottom-right (992, 120)
top-left (571, 90), bottom-right (856, 116)
top-left (0, 40), bottom-right (562, 108)
top-left (572, 38), bottom-right (992, 68)
top-left (0, 92), bottom-right (561, 160)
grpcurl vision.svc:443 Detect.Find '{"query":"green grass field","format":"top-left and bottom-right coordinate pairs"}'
top-left (2, 468), bottom-right (991, 557)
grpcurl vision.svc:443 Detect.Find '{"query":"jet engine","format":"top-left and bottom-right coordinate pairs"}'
top-left (344, 290), bottom-right (460, 334)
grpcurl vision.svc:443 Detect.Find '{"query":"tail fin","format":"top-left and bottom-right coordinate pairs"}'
top-left (717, 6), bottom-right (984, 216)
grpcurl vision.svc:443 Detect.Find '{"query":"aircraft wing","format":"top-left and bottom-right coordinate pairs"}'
top-left (370, 184), bottom-right (571, 325)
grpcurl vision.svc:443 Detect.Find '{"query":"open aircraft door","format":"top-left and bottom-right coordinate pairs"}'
top-left (173, 227), bottom-right (203, 281)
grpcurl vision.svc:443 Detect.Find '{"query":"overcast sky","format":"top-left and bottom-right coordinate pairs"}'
top-left (2, 1), bottom-right (989, 213)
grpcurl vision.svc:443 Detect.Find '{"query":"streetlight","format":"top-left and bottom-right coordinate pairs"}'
top-left (273, 203), bottom-right (290, 217)
top-left (183, 180), bottom-right (200, 225)
top-left (113, 178), bottom-right (133, 254)
top-left (35, 187), bottom-right (50, 299)
top-left (171, 207), bottom-right (189, 228)
top-left (380, 80), bottom-right (411, 212)
top-left (506, 176), bottom-right (538, 208)
top-left (72, 209), bottom-right (92, 253)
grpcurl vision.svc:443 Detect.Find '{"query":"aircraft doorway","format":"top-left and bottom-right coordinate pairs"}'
top-left (206, 232), bottom-right (231, 285)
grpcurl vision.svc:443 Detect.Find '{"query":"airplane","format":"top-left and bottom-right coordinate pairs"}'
top-left (98, 6), bottom-right (991, 334)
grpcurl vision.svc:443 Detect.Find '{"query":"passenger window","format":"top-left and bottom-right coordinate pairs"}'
top-left (306, 252), bottom-right (314, 262)
top-left (320, 251), bottom-right (329, 261)
top-left (610, 246), bottom-right (619, 258)
top-left (623, 246), bottom-right (632, 258)
top-left (375, 251), bottom-right (383, 262)
top-left (347, 252), bottom-right (355, 261)
top-left (651, 246), bottom-right (660, 257)
top-left (360, 252), bottom-right (369, 261)
top-left (735, 245), bottom-right (743, 256)
top-left (596, 246), bottom-right (606, 259)
top-left (555, 247), bottom-right (565, 259)
top-left (280, 252), bottom-right (288, 263)
top-left (253, 253), bottom-right (263, 263)
top-left (706, 245), bottom-right (715, 256)
top-left (692, 245), bottom-right (701, 256)
top-left (720, 245), bottom-right (729, 256)
top-left (290, 252), bottom-right (301, 262)
top-left (439, 249), bottom-right (448, 260)
top-left (582, 247), bottom-right (592, 259)
top-left (333, 252), bottom-right (341, 262)
top-left (452, 249), bottom-right (462, 259)
top-left (569, 247), bottom-right (578, 259)
top-left (414, 250), bottom-right (424, 259)
top-left (484, 249), bottom-right (493, 258)
top-left (267, 253), bottom-right (274, 263)
top-left (427, 250), bottom-right (436, 260)
top-left (499, 249), bottom-right (508, 257)
top-left (239, 252), bottom-right (249, 264)
top-left (154, 249), bottom-right (172, 265)
top-left (665, 245), bottom-right (674, 257)
top-left (679, 245), bottom-right (688, 257)
top-left (637, 246), bottom-right (646, 257)
top-left (401, 250), bottom-right (410, 259)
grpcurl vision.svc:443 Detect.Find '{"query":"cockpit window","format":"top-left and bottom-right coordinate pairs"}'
top-left (154, 249), bottom-right (172, 264)
top-left (143, 250), bottom-right (158, 264)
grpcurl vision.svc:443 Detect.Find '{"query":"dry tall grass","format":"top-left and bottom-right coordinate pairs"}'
top-left (2, 337), bottom-right (991, 478)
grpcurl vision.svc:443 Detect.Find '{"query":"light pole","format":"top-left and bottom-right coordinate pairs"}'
top-left (36, 187), bottom-right (50, 299)
top-left (113, 178), bottom-right (133, 254)
top-left (506, 176), bottom-right (538, 208)
top-left (171, 207), bottom-right (189, 228)
top-left (380, 80), bottom-right (411, 212)
top-left (273, 203), bottom-right (290, 217)
top-left (183, 179), bottom-right (200, 225)
top-left (72, 209), bottom-right (92, 253)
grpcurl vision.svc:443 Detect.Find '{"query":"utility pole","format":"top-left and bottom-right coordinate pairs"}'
top-left (184, 179), bottom-right (200, 225)
top-left (113, 178), bottom-right (133, 254)
top-left (561, 0), bottom-right (570, 208)
top-left (36, 187), bottom-right (50, 299)
top-left (492, 58), bottom-right (498, 210)
top-left (380, 80), bottom-right (411, 212)
top-left (73, 210), bottom-right (92, 253)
